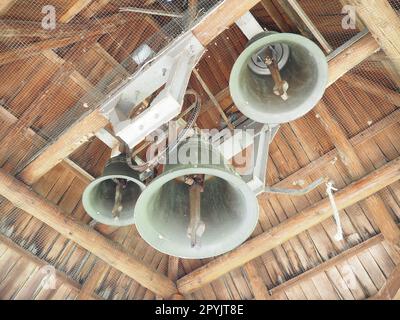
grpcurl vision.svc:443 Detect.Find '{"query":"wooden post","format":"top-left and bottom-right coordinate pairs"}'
top-left (0, 169), bottom-right (178, 298)
top-left (347, 0), bottom-right (400, 75)
top-left (177, 157), bottom-right (400, 294)
top-left (260, 0), bottom-right (293, 32)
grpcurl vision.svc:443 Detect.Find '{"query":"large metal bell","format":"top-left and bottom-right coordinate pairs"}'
top-left (229, 32), bottom-right (328, 125)
top-left (82, 155), bottom-right (145, 227)
top-left (134, 137), bottom-right (259, 259)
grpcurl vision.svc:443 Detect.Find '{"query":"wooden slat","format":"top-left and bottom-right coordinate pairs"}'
top-left (260, 0), bottom-right (292, 32)
top-left (0, 15), bottom-right (126, 66)
top-left (76, 261), bottom-right (108, 300)
top-left (0, 169), bottom-right (178, 298)
top-left (192, 0), bottom-right (260, 46)
top-left (0, 233), bottom-right (97, 299)
top-left (177, 156), bottom-right (400, 294)
top-left (348, 0), bottom-right (400, 75)
top-left (370, 264), bottom-right (400, 300)
top-left (270, 233), bottom-right (385, 297)
top-left (60, 0), bottom-right (93, 23)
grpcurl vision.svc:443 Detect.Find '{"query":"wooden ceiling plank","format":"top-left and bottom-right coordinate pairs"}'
top-left (59, 0), bottom-right (94, 24)
top-left (177, 156), bottom-right (400, 294)
top-left (370, 264), bottom-right (400, 300)
top-left (0, 169), bottom-right (178, 298)
top-left (0, 15), bottom-right (126, 66)
top-left (0, 232), bottom-right (99, 299)
top-left (76, 260), bottom-right (108, 300)
top-left (347, 0), bottom-right (400, 76)
top-left (270, 233), bottom-right (385, 297)
top-left (340, 74), bottom-right (400, 107)
top-left (243, 261), bottom-right (271, 300)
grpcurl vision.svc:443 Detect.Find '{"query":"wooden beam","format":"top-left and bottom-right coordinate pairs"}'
top-left (260, 0), bottom-right (292, 32)
top-left (327, 32), bottom-right (380, 87)
top-left (0, 0), bottom-right (16, 16)
top-left (269, 233), bottom-right (385, 297)
top-left (81, 0), bottom-right (112, 19)
top-left (19, 109), bottom-right (109, 185)
top-left (348, 0), bottom-right (400, 75)
top-left (0, 169), bottom-right (178, 298)
top-left (192, 0), bottom-right (260, 46)
top-left (0, 15), bottom-right (126, 66)
top-left (41, 50), bottom-right (94, 92)
top-left (177, 156), bottom-right (400, 294)
top-left (271, 108), bottom-right (400, 190)
top-left (60, 0), bottom-right (93, 23)
top-left (286, 0), bottom-right (333, 53)
top-left (0, 232), bottom-right (100, 299)
top-left (314, 100), bottom-right (400, 246)
top-left (370, 264), bottom-right (400, 300)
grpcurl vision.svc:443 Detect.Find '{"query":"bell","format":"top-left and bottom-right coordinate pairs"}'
top-left (134, 137), bottom-right (259, 259)
top-left (82, 155), bottom-right (145, 227)
top-left (229, 32), bottom-right (328, 124)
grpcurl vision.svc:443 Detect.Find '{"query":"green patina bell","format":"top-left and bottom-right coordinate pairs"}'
top-left (230, 32), bottom-right (329, 125)
top-left (134, 137), bottom-right (259, 259)
top-left (82, 155), bottom-right (145, 227)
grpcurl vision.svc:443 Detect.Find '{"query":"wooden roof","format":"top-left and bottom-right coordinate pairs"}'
top-left (0, 0), bottom-right (400, 300)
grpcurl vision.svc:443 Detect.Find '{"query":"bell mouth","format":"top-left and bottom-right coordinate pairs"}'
top-left (230, 33), bottom-right (328, 125)
top-left (82, 174), bottom-right (145, 227)
top-left (134, 166), bottom-right (259, 259)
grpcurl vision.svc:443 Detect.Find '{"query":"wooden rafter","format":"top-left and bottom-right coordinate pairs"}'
top-left (177, 156), bottom-right (400, 294)
top-left (17, 0), bottom-right (263, 186)
top-left (347, 0), bottom-right (400, 76)
top-left (313, 100), bottom-right (400, 246)
top-left (260, 0), bottom-right (292, 32)
top-left (0, 15), bottom-right (126, 66)
top-left (59, 0), bottom-right (94, 23)
top-left (0, 169), bottom-right (178, 298)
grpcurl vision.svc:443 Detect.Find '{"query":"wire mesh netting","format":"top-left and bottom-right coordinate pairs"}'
top-left (0, 0), bottom-right (223, 174)
top-left (0, 0), bottom-right (400, 300)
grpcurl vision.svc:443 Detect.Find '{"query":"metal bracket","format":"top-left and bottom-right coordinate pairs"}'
top-left (100, 33), bottom-right (205, 149)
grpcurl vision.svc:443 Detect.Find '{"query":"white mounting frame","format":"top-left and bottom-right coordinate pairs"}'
top-left (100, 33), bottom-right (205, 148)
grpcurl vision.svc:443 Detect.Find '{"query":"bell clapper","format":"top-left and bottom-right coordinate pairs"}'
top-left (186, 174), bottom-right (206, 248)
top-left (263, 46), bottom-right (289, 101)
top-left (112, 178), bottom-right (127, 218)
